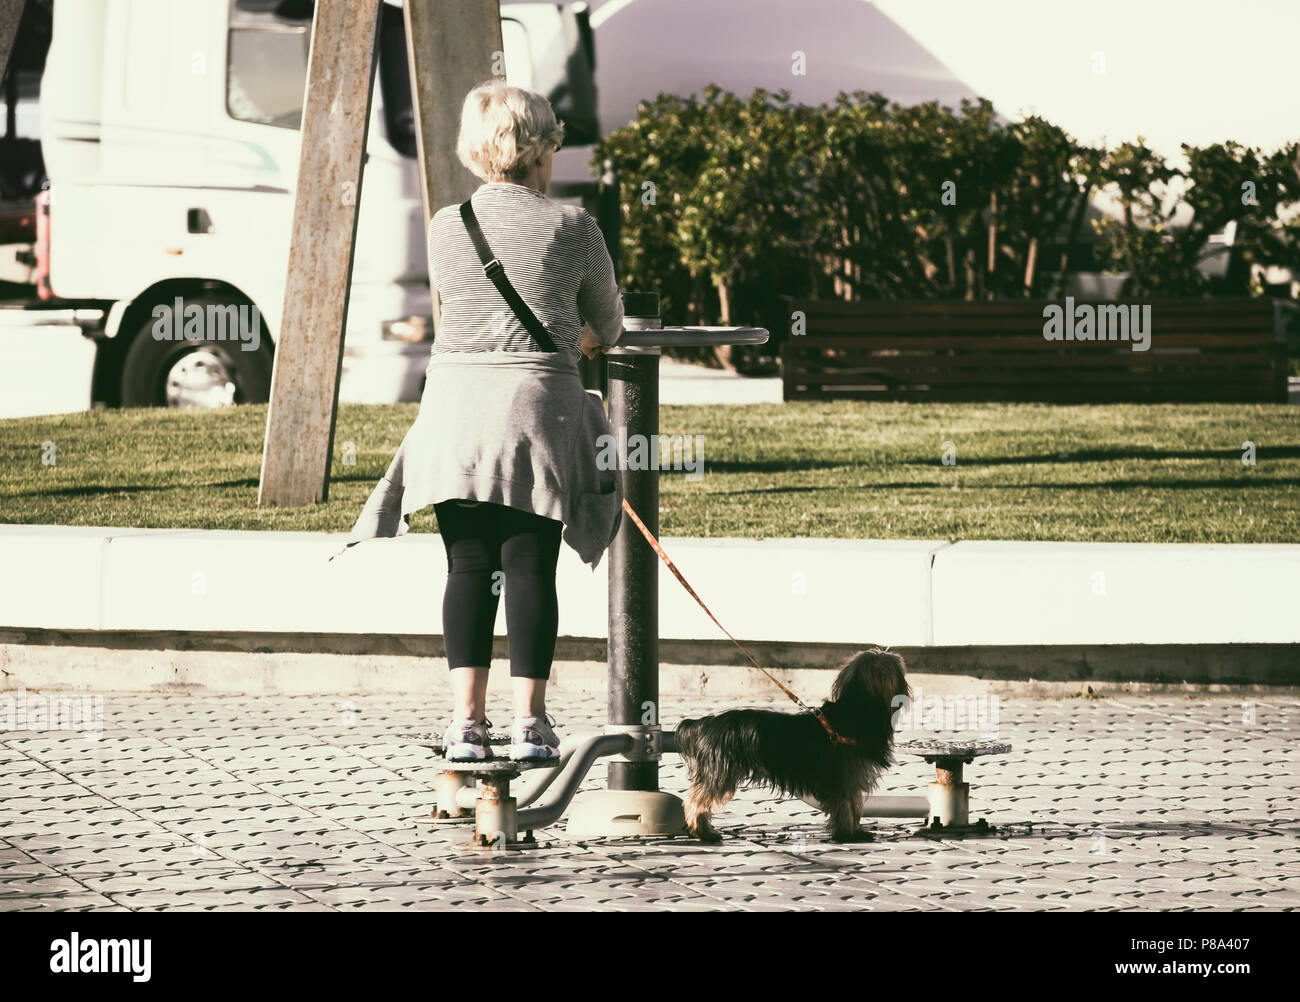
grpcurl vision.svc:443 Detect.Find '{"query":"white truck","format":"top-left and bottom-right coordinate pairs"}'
top-left (0, 0), bottom-right (606, 416)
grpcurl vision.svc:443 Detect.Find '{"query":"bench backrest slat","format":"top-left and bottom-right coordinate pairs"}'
top-left (782, 298), bottom-right (1287, 403)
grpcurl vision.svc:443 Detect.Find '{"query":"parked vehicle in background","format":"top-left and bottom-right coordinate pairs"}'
top-left (0, 0), bottom-right (605, 416)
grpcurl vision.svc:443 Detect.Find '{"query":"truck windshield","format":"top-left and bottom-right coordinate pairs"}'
top-left (226, 2), bottom-right (416, 157)
top-left (227, 26), bottom-right (309, 131)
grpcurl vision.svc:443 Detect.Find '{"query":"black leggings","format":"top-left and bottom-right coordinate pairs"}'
top-left (434, 500), bottom-right (563, 680)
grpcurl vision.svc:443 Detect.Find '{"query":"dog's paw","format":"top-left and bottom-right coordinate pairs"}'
top-left (689, 825), bottom-right (724, 844)
top-left (831, 827), bottom-right (875, 844)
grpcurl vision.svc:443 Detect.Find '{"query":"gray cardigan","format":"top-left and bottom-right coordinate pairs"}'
top-left (336, 350), bottom-right (623, 569)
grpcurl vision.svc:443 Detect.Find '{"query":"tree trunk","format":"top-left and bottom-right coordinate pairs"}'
top-left (717, 276), bottom-right (731, 326)
top-left (987, 191), bottom-right (998, 299)
top-left (714, 277), bottom-right (735, 371)
top-left (840, 223), bottom-right (852, 300)
top-left (1122, 202), bottom-right (1140, 295)
top-left (852, 224), bottom-right (862, 296)
top-left (1024, 236), bottom-right (1038, 295)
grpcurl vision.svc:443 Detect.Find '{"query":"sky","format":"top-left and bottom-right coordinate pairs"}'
top-left (871, 0), bottom-right (1300, 163)
top-left (22, 0), bottom-right (1292, 171)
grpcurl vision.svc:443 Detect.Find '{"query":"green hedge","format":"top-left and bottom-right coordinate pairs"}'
top-left (592, 86), bottom-right (1300, 366)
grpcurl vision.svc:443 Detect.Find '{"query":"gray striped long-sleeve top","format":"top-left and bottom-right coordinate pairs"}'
top-left (428, 181), bottom-right (624, 360)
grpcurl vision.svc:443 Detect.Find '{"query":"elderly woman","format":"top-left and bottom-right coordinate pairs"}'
top-left (341, 81), bottom-right (625, 762)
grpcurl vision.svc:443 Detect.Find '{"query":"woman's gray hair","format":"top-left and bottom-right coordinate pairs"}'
top-left (456, 80), bottom-right (565, 183)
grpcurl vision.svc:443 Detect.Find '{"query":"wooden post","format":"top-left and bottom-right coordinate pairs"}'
top-left (404, 0), bottom-right (503, 331)
top-left (0, 0), bottom-right (25, 82)
top-left (258, 0), bottom-right (382, 507)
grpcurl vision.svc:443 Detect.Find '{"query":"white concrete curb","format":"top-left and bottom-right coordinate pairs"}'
top-left (2, 525), bottom-right (1298, 645)
top-left (932, 541), bottom-right (1300, 645)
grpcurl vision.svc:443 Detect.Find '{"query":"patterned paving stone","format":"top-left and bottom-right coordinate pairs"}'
top-left (2, 689), bottom-right (1296, 910)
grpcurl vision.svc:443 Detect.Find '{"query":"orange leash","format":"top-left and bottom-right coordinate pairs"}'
top-left (619, 499), bottom-right (854, 746)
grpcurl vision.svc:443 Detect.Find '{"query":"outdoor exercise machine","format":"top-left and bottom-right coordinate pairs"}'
top-left (407, 731), bottom-right (1011, 845)
top-left (408, 293), bottom-right (1010, 848)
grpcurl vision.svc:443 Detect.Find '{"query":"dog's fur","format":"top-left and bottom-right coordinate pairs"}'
top-left (674, 648), bottom-right (910, 843)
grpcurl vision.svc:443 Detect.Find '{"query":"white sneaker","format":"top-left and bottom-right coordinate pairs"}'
top-left (443, 717), bottom-right (492, 761)
top-left (510, 714), bottom-right (560, 761)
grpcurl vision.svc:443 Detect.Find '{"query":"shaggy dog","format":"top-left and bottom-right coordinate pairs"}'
top-left (674, 648), bottom-right (910, 842)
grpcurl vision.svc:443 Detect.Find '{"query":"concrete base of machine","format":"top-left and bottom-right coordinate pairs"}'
top-left (565, 790), bottom-right (688, 839)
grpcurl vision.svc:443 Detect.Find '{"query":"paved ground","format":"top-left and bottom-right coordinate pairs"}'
top-left (1, 688), bottom-right (1296, 911)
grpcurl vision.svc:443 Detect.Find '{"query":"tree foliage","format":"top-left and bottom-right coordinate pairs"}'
top-left (592, 88), bottom-right (1300, 366)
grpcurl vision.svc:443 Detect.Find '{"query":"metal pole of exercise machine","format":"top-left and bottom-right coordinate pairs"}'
top-left (607, 291), bottom-right (662, 793)
top-left (566, 292), bottom-right (770, 838)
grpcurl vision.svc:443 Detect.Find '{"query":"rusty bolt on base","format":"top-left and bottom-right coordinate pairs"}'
top-left (429, 807), bottom-right (472, 820)
top-left (916, 816), bottom-right (994, 838)
top-left (472, 830), bottom-right (537, 851)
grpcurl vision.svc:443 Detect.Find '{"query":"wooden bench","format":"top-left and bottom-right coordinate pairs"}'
top-left (782, 298), bottom-right (1289, 403)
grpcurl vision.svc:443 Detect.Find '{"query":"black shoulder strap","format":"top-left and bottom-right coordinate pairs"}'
top-left (459, 199), bottom-right (559, 353)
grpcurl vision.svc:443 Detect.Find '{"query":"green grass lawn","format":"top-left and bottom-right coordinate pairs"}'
top-left (1, 401), bottom-right (1297, 542)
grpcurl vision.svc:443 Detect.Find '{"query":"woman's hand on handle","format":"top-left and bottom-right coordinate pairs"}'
top-left (580, 325), bottom-right (612, 360)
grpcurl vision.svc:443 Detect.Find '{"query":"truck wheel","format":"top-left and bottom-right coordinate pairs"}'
top-left (120, 295), bottom-right (274, 407)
